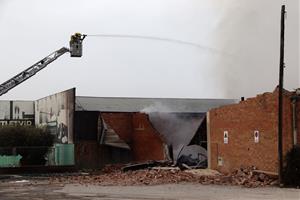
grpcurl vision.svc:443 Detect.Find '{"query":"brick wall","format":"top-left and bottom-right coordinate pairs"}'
top-left (101, 113), bottom-right (133, 143)
top-left (102, 112), bottom-right (166, 162)
top-left (208, 89), bottom-right (295, 173)
top-left (132, 113), bottom-right (166, 161)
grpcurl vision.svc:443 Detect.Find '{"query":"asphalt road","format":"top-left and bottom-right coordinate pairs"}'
top-left (0, 180), bottom-right (299, 200)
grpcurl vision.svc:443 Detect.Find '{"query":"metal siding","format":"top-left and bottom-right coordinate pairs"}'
top-left (76, 96), bottom-right (238, 113)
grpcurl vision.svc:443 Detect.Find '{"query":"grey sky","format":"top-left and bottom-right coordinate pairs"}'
top-left (0, 0), bottom-right (298, 100)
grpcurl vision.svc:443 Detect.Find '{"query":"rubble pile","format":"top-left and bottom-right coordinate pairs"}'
top-left (50, 168), bottom-right (197, 186)
top-left (197, 166), bottom-right (278, 187)
top-left (49, 165), bottom-right (278, 188)
top-left (228, 166), bottom-right (278, 187)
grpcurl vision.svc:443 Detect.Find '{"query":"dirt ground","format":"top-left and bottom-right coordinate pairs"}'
top-left (0, 180), bottom-right (299, 200)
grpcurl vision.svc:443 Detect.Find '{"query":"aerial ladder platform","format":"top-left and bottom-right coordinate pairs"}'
top-left (0, 33), bottom-right (86, 96)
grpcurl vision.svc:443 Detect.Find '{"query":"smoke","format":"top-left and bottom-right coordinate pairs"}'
top-left (211, 0), bottom-right (299, 98)
top-left (140, 102), bottom-right (205, 160)
top-left (0, 0), bottom-right (298, 100)
top-left (140, 102), bottom-right (173, 113)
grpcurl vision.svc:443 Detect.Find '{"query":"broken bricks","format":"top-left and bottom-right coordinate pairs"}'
top-left (49, 165), bottom-right (278, 188)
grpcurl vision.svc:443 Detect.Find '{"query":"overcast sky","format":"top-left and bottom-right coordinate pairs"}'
top-left (0, 0), bottom-right (298, 100)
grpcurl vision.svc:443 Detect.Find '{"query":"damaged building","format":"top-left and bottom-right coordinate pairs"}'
top-left (2, 87), bottom-right (299, 175)
top-left (207, 88), bottom-right (300, 173)
top-left (74, 95), bottom-right (237, 169)
top-left (0, 88), bottom-right (237, 169)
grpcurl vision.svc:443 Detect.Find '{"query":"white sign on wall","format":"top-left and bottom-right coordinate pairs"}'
top-left (254, 130), bottom-right (259, 143)
top-left (224, 131), bottom-right (228, 144)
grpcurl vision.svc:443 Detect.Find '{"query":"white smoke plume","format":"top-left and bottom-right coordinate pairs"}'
top-left (140, 102), bottom-right (173, 114)
top-left (140, 102), bottom-right (204, 160)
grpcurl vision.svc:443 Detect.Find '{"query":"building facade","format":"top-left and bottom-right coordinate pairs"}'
top-left (208, 88), bottom-right (300, 173)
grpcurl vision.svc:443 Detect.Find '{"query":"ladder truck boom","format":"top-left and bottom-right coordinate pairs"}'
top-left (0, 33), bottom-right (86, 96)
top-left (0, 47), bottom-right (69, 96)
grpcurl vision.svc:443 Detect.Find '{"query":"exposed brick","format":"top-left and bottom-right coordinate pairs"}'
top-left (131, 113), bottom-right (166, 161)
top-left (101, 113), bottom-right (133, 143)
top-left (209, 89), bottom-right (296, 173)
top-left (102, 112), bottom-right (166, 162)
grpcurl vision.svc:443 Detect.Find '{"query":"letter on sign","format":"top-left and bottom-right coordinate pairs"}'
top-left (254, 130), bottom-right (259, 143)
top-left (224, 131), bottom-right (228, 144)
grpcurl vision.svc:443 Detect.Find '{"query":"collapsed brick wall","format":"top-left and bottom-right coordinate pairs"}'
top-left (209, 89), bottom-right (294, 173)
top-left (131, 113), bottom-right (166, 161)
top-left (101, 113), bottom-right (133, 143)
top-left (101, 112), bottom-right (166, 162)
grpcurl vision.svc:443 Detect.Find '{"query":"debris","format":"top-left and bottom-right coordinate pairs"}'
top-left (101, 164), bottom-right (124, 173)
top-left (177, 154), bottom-right (202, 169)
top-left (186, 169), bottom-right (221, 177)
top-left (225, 166), bottom-right (278, 187)
top-left (122, 161), bottom-right (171, 172)
top-left (253, 170), bottom-right (278, 178)
top-left (181, 163), bottom-right (192, 170)
top-left (122, 161), bottom-right (158, 172)
top-left (151, 167), bottom-right (180, 171)
top-left (48, 165), bottom-right (278, 188)
top-left (50, 167), bottom-right (197, 186)
top-left (176, 145), bottom-right (207, 169)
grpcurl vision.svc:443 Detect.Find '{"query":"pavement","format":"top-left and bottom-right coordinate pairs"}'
top-left (0, 180), bottom-right (299, 200)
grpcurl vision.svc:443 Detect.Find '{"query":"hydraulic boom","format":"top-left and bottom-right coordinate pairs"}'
top-left (0, 33), bottom-right (86, 96)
